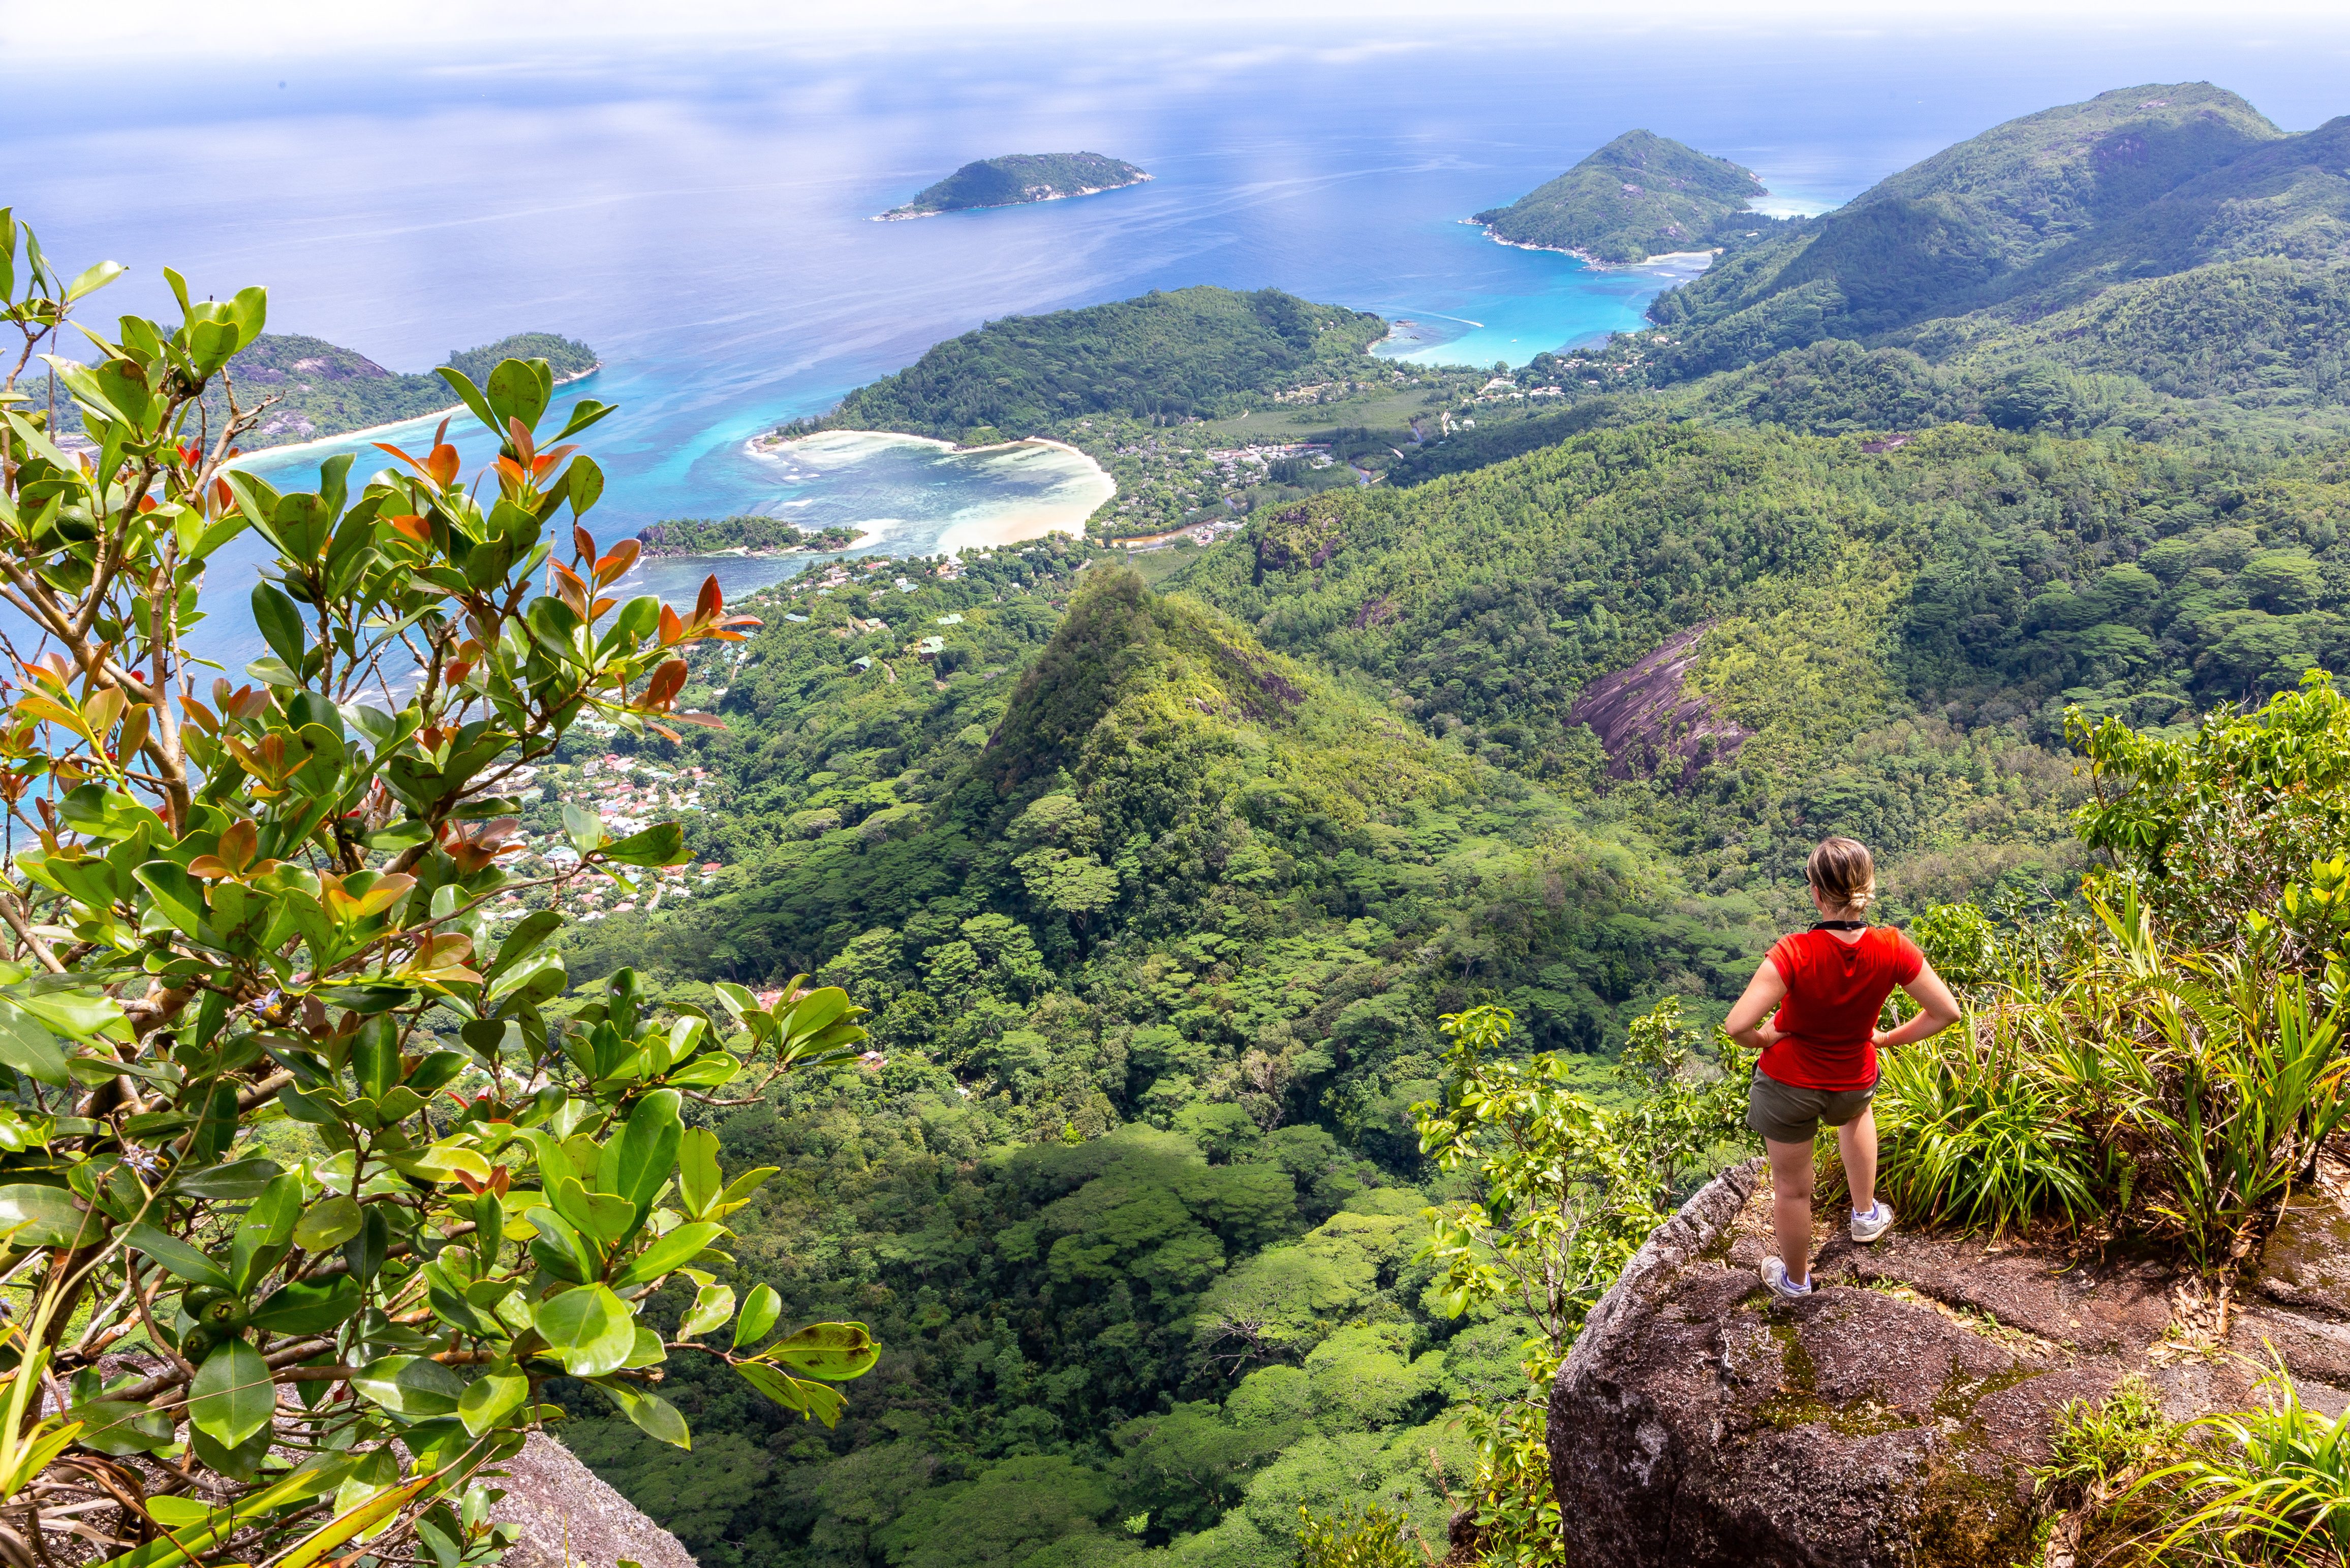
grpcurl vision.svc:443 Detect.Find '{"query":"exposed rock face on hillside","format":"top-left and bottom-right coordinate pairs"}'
top-left (488, 1433), bottom-right (698, 1568)
top-left (1549, 1157), bottom-right (2350, 1567)
top-left (1561, 626), bottom-right (1746, 786)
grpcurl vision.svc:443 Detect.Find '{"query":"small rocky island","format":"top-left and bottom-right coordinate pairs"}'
top-left (878, 152), bottom-right (1150, 219)
top-left (1475, 129), bottom-right (1768, 263)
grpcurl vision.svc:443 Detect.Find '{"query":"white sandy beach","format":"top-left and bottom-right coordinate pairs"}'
top-left (228, 364), bottom-right (601, 472)
top-left (1470, 221), bottom-right (1722, 272)
top-left (750, 429), bottom-right (1115, 552)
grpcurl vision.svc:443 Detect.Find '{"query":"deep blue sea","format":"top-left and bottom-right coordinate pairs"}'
top-left (8, 23), bottom-right (2349, 667)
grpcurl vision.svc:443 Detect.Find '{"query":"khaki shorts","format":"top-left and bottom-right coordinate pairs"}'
top-left (1748, 1068), bottom-right (1879, 1145)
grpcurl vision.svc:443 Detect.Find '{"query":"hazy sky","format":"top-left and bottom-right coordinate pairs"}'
top-left (8, 0), bottom-right (2350, 62)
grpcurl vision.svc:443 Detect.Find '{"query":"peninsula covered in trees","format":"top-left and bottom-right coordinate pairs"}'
top-left (1475, 129), bottom-right (1771, 262)
top-left (636, 515), bottom-right (864, 555)
top-left (41, 328), bottom-right (600, 450)
top-left (210, 330), bottom-right (597, 447)
top-left (879, 152), bottom-right (1151, 218)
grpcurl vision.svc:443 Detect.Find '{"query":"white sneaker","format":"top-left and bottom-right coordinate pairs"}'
top-left (1850, 1201), bottom-right (1895, 1244)
top-left (1761, 1256), bottom-right (1812, 1298)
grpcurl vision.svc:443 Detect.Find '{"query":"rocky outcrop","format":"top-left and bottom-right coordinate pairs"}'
top-left (1550, 1158), bottom-right (2350, 1568)
top-left (487, 1433), bottom-right (697, 1568)
top-left (1561, 627), bottom-right (1746, 787)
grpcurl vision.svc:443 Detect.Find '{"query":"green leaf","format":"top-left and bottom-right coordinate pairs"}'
top-left (552, 398), bottom-right (617, 442)
top-left (761, 1322), bottom-right (881, 1381)
top-left (251, 582), bottom-right (308, 674)
top-left (667, 1053), bottom-right (741, 1090)
top-left (246, 1276), bottom-right (362, 1335)
top-left (12, 979), bottom-right (128, 1042)
top-left (435, 367), bottom-right (503, 438)
top-left (680, 1283), bottom-right (735, 1339)
top-left (292, 1195), bottom-right (363, 1251)
top-left (600, 823), bottom-right (686, 868)
top-left (133, 860), bottom-right (208, 935)
top-left (0, 1000), bottom-right (67, 1085)
top-left (228, 285), bottom-right (268, 350)
top-left (68, 1398), bottom-right (173, 1456)
top-left (522, 1200), bottom-right (597, 1283)
top-left (489, 910), bottom-right (564, 976)
top-left (533, 1284), bottom-right (635, 1377)
top-left (123, 1219), bottom-right (229, 1288)
top-left (732, 1282), bottom-right (780, 1350)
top-left (562, 803), bottom-right (605, 855)
top-left (458, 1370), bottom-right (529, 1438)
top-left (604, 1382), bottom-right (690, 1450)
top-left (190, 1339), bottom-right (274, 1448)
top-left (351, 1355), bottom-right (465, 1421)
top-left (611, 1221), bottom-right (723, 1289)
top-left (734, 1360), bottom-right (847, 1427)
top-left (484, 358), bottom-right (551, 433)
top-left (176, 1157), bottom-right (285, 1201)
top-left (566, 455), bottom-right (605, 516)
top-left (63, 259), bottom-right (126, 304)
top-left (677, 1127), bottom-right (722, 1217)
top-left (610, 1089), bottom-right (682, 1226)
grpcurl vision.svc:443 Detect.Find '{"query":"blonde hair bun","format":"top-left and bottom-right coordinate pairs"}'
top-left (1806, 836), bottom-right (1877, 914)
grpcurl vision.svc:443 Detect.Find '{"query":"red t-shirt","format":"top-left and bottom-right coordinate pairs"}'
top-left (1760, 927), bottom-right (1924, 1091)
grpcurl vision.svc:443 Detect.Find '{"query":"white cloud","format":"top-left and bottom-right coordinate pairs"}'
top-left (7, 0), bottom-right (2350, 63)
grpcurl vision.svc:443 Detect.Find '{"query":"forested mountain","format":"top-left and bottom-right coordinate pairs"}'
top-left (884, 153), bottom-right (1151, 217)
top-left (789, 287), bottom-right (1389, 443)
top-left (1473, 130), bottom-right (1771, 263)
top-left (1638, 84), bottom-right (2350, 433)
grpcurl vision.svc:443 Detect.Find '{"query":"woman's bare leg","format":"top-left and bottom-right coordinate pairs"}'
top-left (1837, 1107), bottom-right (1879, 1217)
top-left (1765, 1137), bottom-right (1816, 1285)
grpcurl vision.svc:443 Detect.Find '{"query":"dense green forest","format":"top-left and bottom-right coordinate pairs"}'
top-left (637, 515), bottom-right (864, 554)
top-left (536, 401), bottom-right (2350, 1568)
top-left (788, 287), bottom-right (1391, 444)
top-left (1473, 130), bottom-right (1773, 263)
top-left (885, 153), bottom-right (1152, 217)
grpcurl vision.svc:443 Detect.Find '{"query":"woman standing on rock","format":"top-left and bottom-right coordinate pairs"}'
top-left (1721, 837), bottom-right (1961, 1298)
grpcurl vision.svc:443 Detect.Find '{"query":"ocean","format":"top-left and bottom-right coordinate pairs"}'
top-left (8, 23), bottom-right (2348, 667)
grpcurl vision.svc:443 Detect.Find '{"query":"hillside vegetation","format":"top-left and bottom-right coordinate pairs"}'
top-left (1618, 84), bottom-right (2350, 438)
top-left (791, 287), bottom-right (1390, 444)
top-left (1474, 129), bottom-right (1771, 263)
top-left (214, 330), bottom-right (597, 447)
top-left (543, 398), bottom-right (2350, 1568)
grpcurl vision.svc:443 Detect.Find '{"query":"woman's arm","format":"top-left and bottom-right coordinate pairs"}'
top-left (1872, 958), bottom-right (1961, 1049)
top-left (1722, 959), bottom-right (1789, 1054)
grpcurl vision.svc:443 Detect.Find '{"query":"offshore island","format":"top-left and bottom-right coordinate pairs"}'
top-left (876, 151), bottom-right (1151, 219)
top-left (1474, 128), bottom-right (1772, 263)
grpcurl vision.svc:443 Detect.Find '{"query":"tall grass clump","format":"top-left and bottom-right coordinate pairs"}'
top-left (2124, 1368), bottom-right (2350, 1565)
top-left (1876, 677), bottom-right (2350, 1268)
top-left (1875, 1039), bottom-right (2096, 1235)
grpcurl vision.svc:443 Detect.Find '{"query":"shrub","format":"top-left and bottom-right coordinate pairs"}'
top-left (1294, 1502), bottom-right (1423, 1568)
top-left (0, 215), bottom-right (876, 1564)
